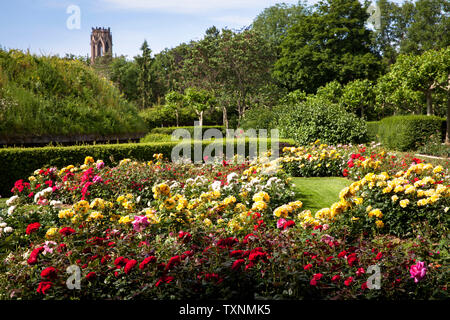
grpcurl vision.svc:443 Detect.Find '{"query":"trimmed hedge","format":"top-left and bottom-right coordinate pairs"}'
top-left (366, 121), bottom-right (380, 142)
top-left (0, 138), bottom-right (293, 197)
top-left (378, 115), bottom-right (446, 151)
top-left (150, 126), bottom-right (226, 136)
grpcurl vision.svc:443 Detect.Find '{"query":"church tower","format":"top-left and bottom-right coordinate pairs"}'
top-left (90, 27), bottom-right (112, 63)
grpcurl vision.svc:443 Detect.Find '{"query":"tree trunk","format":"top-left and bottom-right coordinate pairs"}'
top-left (446, 96), bottom-right (450, 145)
top-left (426, 91), bottom-right (433, 116)
top-left (222, 106), bottom-right (228, 129)
top-left (198, 111), bottom-right (203, 127)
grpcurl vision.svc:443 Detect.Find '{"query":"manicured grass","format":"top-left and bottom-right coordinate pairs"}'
top-left (292, 177), bottom-right (352, 213)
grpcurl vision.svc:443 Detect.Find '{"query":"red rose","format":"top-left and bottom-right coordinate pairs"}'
top-left (310, 278), bottom-right (318, 286)
top-left (231, 259), bottom-right (245, 271)
top-left (178, 230), bottom-right (192, 243)
top-left (313, 273), bottom-right (323, 281)
top-left (57, 243), bottom-right (67, 253)
top-left (375, 252), bottom-right (383, 260)
top-left (26, 222), bottom-right (41, 235)
top-left (36, 281), bottom-right (52, 295)
top-left (59, 227), bottom-right (76, 236)
top-left (124, 259), bottom-right (138, 274)
top-left (344, 277), bottom-right (354, 286)
top-left (283, 220), bottom-right (295, 230)
top-left (304, 264), bottom-right (313, 271)
top-left (331, 274), bottom-right (341, 282)
top-left (86, 271), bottom-right (96, 281)
top-left (347, 253), bottom-right (358, 267)
top-left (337, 250), bottom-right (347, 258)
top-left (27, 246), bottom-right (44, 265)
top-left (361, 282), bottom-right (368, 290)
top-left (114, 256), bottom-right (129, 269)
top-left (101, 255), bottom-right (111, 264)
top-left (155, 275), bottom-right (174, 287)
top-left (41, 267), bottom-right (58, 280)
top-left (230, 250), bottom-right (244, 258)
top-left (165, 256), bottom-right (181, 270)
top-left (356, 268), bottom-right (365, 277)
top-left (139, 256), bottom-right (157, 270)
top-left (217, 237), bottom-right (239, 248)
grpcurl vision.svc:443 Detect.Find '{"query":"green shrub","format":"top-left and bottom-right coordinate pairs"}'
top-left (139, 106), bottom-right (222, 131)
top-left (416, 132), bottom-right (450, 157)
top-left (366, 121), bottom-right (380, 142)
top-left (150, 126), bottom-right (225, 137)
top-left (378, 115), bottom-right (446, 151)
top-left (275, 97), bottom-right (367, 145)
top-left (0, 49), bottom-right (146, 138)
top-left (240, 106), bottom-right (278, 132)
top-left (139, 133), bottom-right (173, 143)
top-left (0, 138), bottom-right (289, 197)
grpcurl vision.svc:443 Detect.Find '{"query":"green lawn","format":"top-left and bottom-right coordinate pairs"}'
top-left (0, 198), bottom-right (7, 210)
top-left (292, 177), bottom-right (352, 213)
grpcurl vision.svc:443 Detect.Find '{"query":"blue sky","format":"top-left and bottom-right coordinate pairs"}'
top-left (0, 0), bottom-right (401, 59)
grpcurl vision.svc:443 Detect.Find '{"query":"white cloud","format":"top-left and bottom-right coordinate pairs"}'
top-left (100, 0), bottom-right (298, 14)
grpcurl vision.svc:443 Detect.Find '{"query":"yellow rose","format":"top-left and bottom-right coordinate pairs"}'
top-left (45, 227), bottom-right (59, 239)
top-left (84, 156), bottom-right (94, 165)
top-left (399, 199), bottom-right (410, 208)
top-left (375, 220), bottom-right (384, 228)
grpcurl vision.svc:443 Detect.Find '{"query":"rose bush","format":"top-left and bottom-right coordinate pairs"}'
top-left (0, 151), bottom-right (448, 300)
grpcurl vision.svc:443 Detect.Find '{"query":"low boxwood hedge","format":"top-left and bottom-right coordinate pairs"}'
top-left (366, 121), bottom-right (380, 142)
top-left (378, 115), bottom-right (446, 151)
top-left (0, 138), bottom-right (293, 197)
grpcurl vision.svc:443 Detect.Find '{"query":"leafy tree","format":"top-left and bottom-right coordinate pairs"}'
top-left (136, 40), bottom-right (153, 109)
top-left (184, 87), bottom-right (216, 126)
top-left (217, 29), bottom-right (278, 125)
top-left (251, 1), bottom-right (309, 51)
top-left (400, 0), bottom-right (450, 55)
top-left (341, 79), bottom-right (376, 119)
top-left (110, 56), bottom-right (139, 103)
top-left (165, 91), bottom-right (185, 127)
top-left (274, 0), bottom-right (382, 93)
top-left (314, 80), bottom-right (343, 104)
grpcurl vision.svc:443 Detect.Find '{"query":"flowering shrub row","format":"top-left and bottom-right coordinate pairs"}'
top-left (0, 150), bottom-right (448, 299)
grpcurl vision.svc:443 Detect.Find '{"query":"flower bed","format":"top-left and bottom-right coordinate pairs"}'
top-left (0, 150), bottom-right (448, 300)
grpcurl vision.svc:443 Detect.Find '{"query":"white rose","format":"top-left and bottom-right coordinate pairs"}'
top-left (8, 206), bottom-right (16, 215)
top-left (6, 195), bottom-right (19, 207)
top-left (4, 227), bottom-right (13, 233)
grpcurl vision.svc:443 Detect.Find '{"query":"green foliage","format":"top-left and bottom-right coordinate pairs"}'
top-left (275, 97), bottom-right (368, 145)
top-left (366, 121), bottom-right (381, 142)
top-left (0, 138), bottom-right (283, 197)
top-left (240, 106), bottom-right (278, 132)
top-left (0, 49), bottom-right (146, 138)
top-left (136, 40), bottom-right (153, 109)
top-left (416, 131), bottom-right (450, 158)
top-left (341, 79), bottom-right (377, 120)
top-left (273, 0), bottom-right (382, 93)
top-left (109, 56), bottom-right (140, 103)
top-left (251, 1), bottom-right (309, 49)
top-left (139, 133), bottom-right (172, 143)
top-left (149, 126), bottom-right (225, 137)
top-left (378, 115), bottom-right (446, 151)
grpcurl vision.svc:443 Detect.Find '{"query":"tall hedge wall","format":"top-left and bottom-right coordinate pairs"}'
top-left (378, 115), bottom-right (446, 151)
